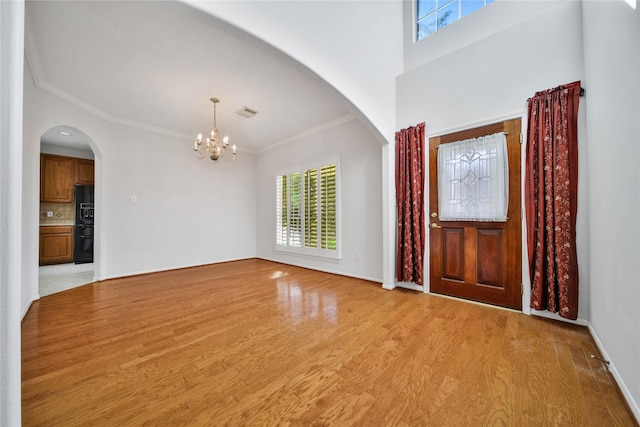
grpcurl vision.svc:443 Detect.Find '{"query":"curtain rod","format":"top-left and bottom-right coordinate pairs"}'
top-left (527, 86), bottom-right (585, 103)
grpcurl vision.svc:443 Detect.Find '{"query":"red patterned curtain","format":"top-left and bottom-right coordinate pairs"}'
top-left (395, 123), bottom-right (425, 286)
top-left (525, 81), bottom-right (581, 320)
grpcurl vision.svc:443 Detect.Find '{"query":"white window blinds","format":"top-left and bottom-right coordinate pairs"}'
top-left (276, 175), bottom-right (288, 245)
top-left (275, 158), bottom-right (340, 259)
top-left (437, 132), bottom-right (508, 221)
top-left (304, 169), bottom-right (318, 248)
top-left (288, 172), bottom-right (302, 247)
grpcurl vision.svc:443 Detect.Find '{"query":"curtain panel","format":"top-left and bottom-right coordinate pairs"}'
top-left (525, 81), bottom-right (581, 320)
top-left (395, 123), bottom-right (425, 286)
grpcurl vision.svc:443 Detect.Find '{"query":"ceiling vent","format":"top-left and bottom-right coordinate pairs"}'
top-left (236, 107), bottom-right (258, 118)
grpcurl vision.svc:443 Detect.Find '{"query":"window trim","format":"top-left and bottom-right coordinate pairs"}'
top-left (415, 0), bottom-right (494, 42)
top-left (275, 156), bottom-right (342, 261)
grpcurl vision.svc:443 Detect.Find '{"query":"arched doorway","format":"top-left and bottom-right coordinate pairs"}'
top-left (38, 125), bottom-right (98, 296)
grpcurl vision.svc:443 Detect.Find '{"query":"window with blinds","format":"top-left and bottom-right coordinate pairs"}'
top-left (275, 158), bottom-right (341, 260)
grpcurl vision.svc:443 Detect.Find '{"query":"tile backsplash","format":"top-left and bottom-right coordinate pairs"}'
top-left (40, 202), bottom-right (74, 225)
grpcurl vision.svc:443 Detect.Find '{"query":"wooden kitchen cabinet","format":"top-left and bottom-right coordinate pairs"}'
top-left (40, 226), bottom-right (74, 265)
top-left (75, 159), bottom-right (95, 184)
top-left (40, 154), bottom-right (75, 202)
top-left (41, 154), bottom-right (95, 201)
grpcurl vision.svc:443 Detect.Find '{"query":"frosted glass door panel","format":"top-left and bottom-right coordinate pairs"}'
top-left (437, 132), bottom-right (508, 221)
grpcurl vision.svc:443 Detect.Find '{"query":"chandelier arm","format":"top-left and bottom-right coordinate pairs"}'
top-left (194, 143), bottom-right (207, 159)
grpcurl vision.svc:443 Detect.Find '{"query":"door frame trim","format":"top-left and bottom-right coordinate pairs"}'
top-left (422, 111), bottom-right (530, 315)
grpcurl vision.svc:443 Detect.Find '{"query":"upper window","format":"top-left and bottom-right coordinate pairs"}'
top-left (276, 158), bottom-right (340, 260)
top-left (416, 0), bottom-right (494, 41)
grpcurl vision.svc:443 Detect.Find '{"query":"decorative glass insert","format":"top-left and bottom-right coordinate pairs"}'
top-left (416, 0), bottom-right (494, 41)
top-left (437, 132), bottom-right (508, 221)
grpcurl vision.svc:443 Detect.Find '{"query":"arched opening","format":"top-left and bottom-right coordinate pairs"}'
top-left (38, 125), bottom-right (99, 296)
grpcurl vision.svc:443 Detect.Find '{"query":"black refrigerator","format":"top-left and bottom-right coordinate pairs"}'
top-left (74, 184), bottom-right (94, 264)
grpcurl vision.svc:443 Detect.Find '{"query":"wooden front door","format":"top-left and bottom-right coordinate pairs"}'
top-left (429, 119), bottom-right (522, 310)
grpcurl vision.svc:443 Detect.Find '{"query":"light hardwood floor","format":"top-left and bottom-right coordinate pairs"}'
top-left (22, 259), bottom-right (637, 426)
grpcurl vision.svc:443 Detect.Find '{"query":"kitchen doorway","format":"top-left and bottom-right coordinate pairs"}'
top-left (38, 125), bottom-right (98, 296)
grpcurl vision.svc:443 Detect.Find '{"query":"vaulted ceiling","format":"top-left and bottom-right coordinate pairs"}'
top-left (25, 1), bottom-right (352, 153)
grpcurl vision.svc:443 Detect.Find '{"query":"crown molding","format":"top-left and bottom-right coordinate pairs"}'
top-left (23, 13), bottom-right (348, 156)
top-left (26, 68), bottom-right (193, 142)
top-left (24, 19), bottom-right (197, 143)
top-left (24, 11), bottom-right (45, 89)
top-left (256, 114), bottom-right (355, 154)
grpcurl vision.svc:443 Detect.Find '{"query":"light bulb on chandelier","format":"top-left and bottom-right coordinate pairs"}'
top-left (194, 97), bottom-right (237, 162)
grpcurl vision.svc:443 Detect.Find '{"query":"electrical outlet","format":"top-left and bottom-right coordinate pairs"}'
top-left (46, 211), bottom-right (54, 218)
top-left (355, 252), bottom-right (361, 262)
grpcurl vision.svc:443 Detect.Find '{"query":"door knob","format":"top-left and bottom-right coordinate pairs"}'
top-left (431, 222), bottom-right (442, 229)
top-left (431, 212), bottom-right (438, 218)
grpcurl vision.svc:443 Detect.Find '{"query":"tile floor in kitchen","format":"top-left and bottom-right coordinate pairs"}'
top-left (39, 262), bottom-right (94, 297)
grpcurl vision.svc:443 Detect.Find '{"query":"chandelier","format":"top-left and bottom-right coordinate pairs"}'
top-left (194, 97), bottom-right (236, 162)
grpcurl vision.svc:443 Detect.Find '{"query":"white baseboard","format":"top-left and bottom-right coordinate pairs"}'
top-left (531, 310), bottom-right (639, 422)
top-left (94, 256), bottom-right (253, 282)
top-left (96, 256), bottom-right (382, 287)
top-left (21, 294), bottom-right (40, 320)
top-left (382, 282), bottom-right (426, 292)
top-left (587, 322), bottom-right (640, 423)
top-left (257, 256), bottom-right (382, 284)
top-left (530, 308), bottom-right (589, 326)
top-left (395, 282), bottom-right (424, 292)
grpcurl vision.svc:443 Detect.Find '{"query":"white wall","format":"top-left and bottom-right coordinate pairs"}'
top-left (40, 143), bottom-right (94, 160)
top-left (0, 1), bottom-right (24, 424)
top-left (398, 0), bottom-right (584, 134)
top-left (582, 0), bottom-right (640, 419)
top-left (23, 61), bottom-right (257, 312)
top-left (14, 0), bottom-right (638, 422)
top-left (182, 0), bottom-right (403, 143)
top-left (180, 0), bottom-right (402, 288)
top-left (23, 61), bottom-right (107, 310)
top-left (256, 118), bottom-right (383, 282)
top-left (403, 1), bottom-right (566, 72)
top-left (396, 0), bottom-right (590, 319)
top-left (101, 124), bottom-right (256, 279)
top-left (397, 0), bottom-right (640, 417)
